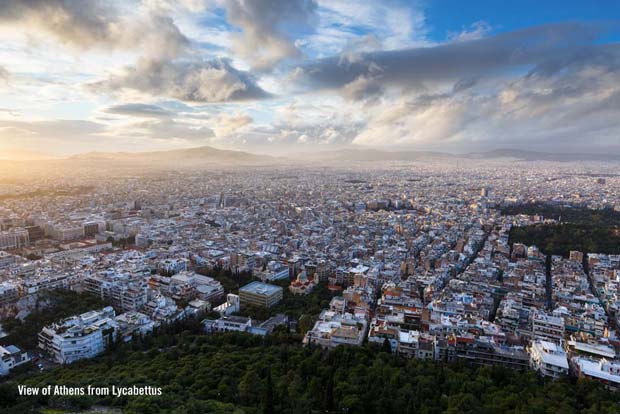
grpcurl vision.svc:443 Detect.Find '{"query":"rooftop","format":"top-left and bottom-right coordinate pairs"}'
top-left (240, 281), bottom-right (283, 296)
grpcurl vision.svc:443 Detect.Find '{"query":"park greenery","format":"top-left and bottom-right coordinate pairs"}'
top-left (500, 203), bottom-right (620, 227)
top-left (2, 328), bottom-right (620, 414)
top-left (509, 223), bottom-right (620, 257)
top-left (0, 290), bottom-right (107, 350)
top-left (502, 203), bottom-right (620, 257)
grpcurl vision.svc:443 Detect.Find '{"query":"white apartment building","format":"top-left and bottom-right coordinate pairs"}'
top-left (532, 311), bottom-right (565, 343)
top-left (158, 258), bottom-right (189, 275)
top-left (528, 340), bottom-right (569, 378)
top-left (0, 251), bottom-right (17, 268)
top-left (170, 271), bottom-right (224, 302)
top-left (303, 310), bottom-right (368, 349)
top-left (38, 307), bottom-right (118, 364)
top-left (0, 345), bottom-right (30, 376)
top-left (115, 311), bottom-right (157, 341)
top-left (0, 228), bottom-right (29, 250)
top-left (50, 224), bottom-right (85, 242)
top-left (572, 357), bottom-right (620, 389)
top-left (0, 281), bottom-right (20, 306)
top-left (82, 273), bottom-right (148, 313)
top-left (24, 273), bottom-right (80, 295)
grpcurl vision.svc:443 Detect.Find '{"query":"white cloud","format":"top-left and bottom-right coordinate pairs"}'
top-left (225, 0), bottom-right (318, 70)
top-left (91, 57), bottom-right (270, 103)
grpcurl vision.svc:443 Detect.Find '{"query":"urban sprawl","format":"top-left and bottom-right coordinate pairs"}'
top-left (1, 160), bottom-right (620, 389)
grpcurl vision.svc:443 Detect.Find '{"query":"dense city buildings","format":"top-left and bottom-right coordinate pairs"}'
top-left (0, 159), bottom-right (620, 395)
top-left (2, 1), bottom-right (620, 412)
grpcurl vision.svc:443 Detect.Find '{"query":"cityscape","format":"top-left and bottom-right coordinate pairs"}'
top-left (1, 1), bottom-right (620, 414)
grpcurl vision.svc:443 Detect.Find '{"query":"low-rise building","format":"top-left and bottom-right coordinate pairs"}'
top-left (114, 311), bottom-right (157, 342)
top-left (0, 345), bottom-right (30, 376)
top-left (203, 315), bottom-right (252, 333)
top-left (239, 281), bottom-right (283, 308)
top-left (303, 310), bottom-right (368, 349)
top-left (572, 357), bottom-right (620, 390)
top-left (214, 293), bottom-right (240, 315)
top-left (529, 340), bottom-right (569, 378)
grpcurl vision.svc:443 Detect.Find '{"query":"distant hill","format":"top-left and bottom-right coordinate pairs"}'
top-left (68, 146), bottom-right (276, 166)
top-left (294, 148), bottom-right (620, 163)
top-left (294, 148), bottom-right (454, 162)
top-left (8, 146), bottom-right (618, 166)
top-left (465, 149), bottom-right (620, 162)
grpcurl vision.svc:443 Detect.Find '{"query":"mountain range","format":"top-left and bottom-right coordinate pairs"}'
top-left (3, 146), bottom-right (620, 164)
top-left (69, 146), bottom-right (273, 165)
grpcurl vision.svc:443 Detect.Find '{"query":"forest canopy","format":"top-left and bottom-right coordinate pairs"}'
top-left (2, 331), bottom-right (620, 414)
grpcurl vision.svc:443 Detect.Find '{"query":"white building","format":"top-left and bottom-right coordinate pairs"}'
top-left (0, 345), bottom-right (30, 376)
top-left (572, 357), bottom-right (620, 389)
top-left (38, 306), bottom-right (118, 364)
top-left (49, 224), bottom-right (85, 242)
top-left (0, 251), bottom-right (17, 268)
top-left (0, 228), bottom-right (29, 250)
top-left (24, 273), bottom-right (79, 295)
top-left (158, 258), bottom-right (189, 275)
top-left (170, 271), bottom-right (224, 302)
top-left (203, 315), bottom-right (252, 333)
top-left (82, 273), bottom-right (148, 313)
top-left (532, 311), bottom-right (565, 343)
top-left (303, 310), bottom-right (368, 349)
top-left (214, 293), bottom-right (240, 315)
top-left (115, 311), bottom-right (157, 342)
top-left (528, 340), bottom-right (569, 378)
top-left (0, 281), bottom-right (20, 306)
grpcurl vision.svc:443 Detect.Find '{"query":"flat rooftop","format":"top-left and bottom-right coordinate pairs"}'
top-left (240, 281), bottom-right (283, 296)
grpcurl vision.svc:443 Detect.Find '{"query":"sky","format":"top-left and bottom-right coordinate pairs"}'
top-left (0, 0), bottom-right (619, 156)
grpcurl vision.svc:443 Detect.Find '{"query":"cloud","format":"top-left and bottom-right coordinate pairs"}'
top-left (448, 21), bottom-right (492, 42)
top-left (272, 122), bottom-right (361, 146)
top-left (294, 22), bottom-right (614, 96)
top-left (92, 57), bottom-right (271, 103)
top-left (350, 41), bottom-right (620, 152)
top-left (0, 66), bottom-right (8, 85)
top-left (0, 119), bottom-right (107, 150)
top-left (225, 0), bottom-right (317, 70)
top-left (0, 0), bottom-right (188, 58)
top-left (341, 74), bottom-right (384, 102)
top-left (143, 0), bottom-right (208, 13)
top-left (210, 113), bottom-right (253, 137)
top-left (114, 118), bottom-right (214, 141)
top-left (0, 116), bottom-right (216, 154)
top-left (104, 103), bottom-right (173, 118)
top-left (307, 1), bottom-right (429, 57)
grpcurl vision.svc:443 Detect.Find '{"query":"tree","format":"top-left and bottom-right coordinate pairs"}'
top-left (238, 369), bottom-right (261, 406)
top-left (381, 338), bottom-right (392, 353)
top-left (262, 369), bottom-right (275, 414)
